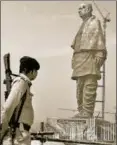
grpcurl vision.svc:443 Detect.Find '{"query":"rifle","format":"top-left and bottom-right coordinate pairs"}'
top-left (1, 53), bottom-right (19, 144)
top-left (0, 53), bottom-right (13, 144)
top-left (3, 53), bottom-right (19, 100)
top-left (3, 53), bottom-right (12, 100)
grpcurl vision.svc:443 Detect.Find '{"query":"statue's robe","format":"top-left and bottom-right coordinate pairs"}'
top-left (71, 15), bottom-right (107, 80)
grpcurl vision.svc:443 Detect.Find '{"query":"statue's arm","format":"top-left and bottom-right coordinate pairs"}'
top-left (93, 19), bottom-right (107, 67)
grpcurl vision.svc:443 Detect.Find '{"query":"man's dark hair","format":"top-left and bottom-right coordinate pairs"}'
top-left (19, 56), bottom-right (40, 74)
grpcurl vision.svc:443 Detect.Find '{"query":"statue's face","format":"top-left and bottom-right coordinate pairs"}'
top-left (78, 3), bottom-right (92, 19)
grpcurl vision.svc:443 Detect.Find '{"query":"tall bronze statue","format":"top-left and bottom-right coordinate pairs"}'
top-left (71, 3), bottom-right (107, 118)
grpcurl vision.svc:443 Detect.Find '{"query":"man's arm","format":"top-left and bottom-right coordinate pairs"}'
top-left (1, 79), bottom-right (27, 137)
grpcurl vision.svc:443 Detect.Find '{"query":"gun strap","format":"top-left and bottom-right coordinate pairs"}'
top-left (9, 78), bottom-right (28, 128)
top-left (1, 85), bottom-right (27, 145)
top-left (9, 92), bottom-right (27, 127)
top-left (15, 90), bottom-right (27, 123)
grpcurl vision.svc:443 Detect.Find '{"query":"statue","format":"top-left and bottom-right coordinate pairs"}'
top-left (71, 3), bottom-right (107, 118)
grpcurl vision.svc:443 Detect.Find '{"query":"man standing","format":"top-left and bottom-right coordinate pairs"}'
top-left (1, 56), bottom-right (40, 145)
top-left (71, 3), bottom-right (107, 118)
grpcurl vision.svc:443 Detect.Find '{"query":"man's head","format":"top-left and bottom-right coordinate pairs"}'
top-left (19, 56), bottom-right (40, 81)
top-left (78, 3), bottom-right (93, 20)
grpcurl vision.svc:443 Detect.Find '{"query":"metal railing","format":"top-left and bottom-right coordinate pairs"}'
top-left (45, 117), bottom-right (116, 143)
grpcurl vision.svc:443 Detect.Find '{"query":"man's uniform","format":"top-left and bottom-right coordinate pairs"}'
top-left (1, 74), bottom-right (34, 145)
top-left (71, 15), bottom-right (107, 117)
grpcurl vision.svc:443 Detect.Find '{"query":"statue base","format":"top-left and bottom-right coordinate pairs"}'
top-left (46, 116), bottom-right (116, 144)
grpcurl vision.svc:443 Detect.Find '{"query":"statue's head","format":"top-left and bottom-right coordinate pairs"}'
top-left (78, 3), bottom-right (93, 20)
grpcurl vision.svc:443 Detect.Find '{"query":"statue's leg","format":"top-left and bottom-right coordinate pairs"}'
top-left (82, 75), bottom-right (98, 117)
top-left (76, 77), bottom-right (84, 113)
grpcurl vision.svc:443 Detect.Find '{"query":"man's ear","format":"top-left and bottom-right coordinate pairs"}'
top-left (24, 68), bottom-right (28, 74)
top-left (30, 70), bottom-right (33, 74)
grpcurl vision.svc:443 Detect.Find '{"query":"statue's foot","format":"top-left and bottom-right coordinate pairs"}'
top-left (72, 111), bottom-right (93, 118)
top-left (80, 111), bottom-right (93, 118)
top-left (72, 112), bottom-right (82, 118)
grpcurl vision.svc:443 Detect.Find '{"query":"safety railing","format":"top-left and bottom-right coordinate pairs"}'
top-left (45, 117), bottom-right (116, 143)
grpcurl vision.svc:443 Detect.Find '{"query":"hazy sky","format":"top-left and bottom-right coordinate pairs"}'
top-left (1, 1), bottom-right (116, 125)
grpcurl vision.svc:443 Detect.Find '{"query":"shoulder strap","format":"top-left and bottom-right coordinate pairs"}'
top-left (15, 90), bottom-right (27, 123)
top-left (9, 78), bottom-right (28, 127)
top-left (9, 90), bottom-right (27, 127)
top-left (8, 90), bottom-right (27, 143)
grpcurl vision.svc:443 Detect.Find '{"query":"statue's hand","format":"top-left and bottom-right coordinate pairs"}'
top-left (95, 56), bottom-right (104, 67)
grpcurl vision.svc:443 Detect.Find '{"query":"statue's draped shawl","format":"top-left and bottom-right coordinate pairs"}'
top-left (71, 15), bottom-right (106, 80)
top-left (71, 15), bottom-right (106, 52)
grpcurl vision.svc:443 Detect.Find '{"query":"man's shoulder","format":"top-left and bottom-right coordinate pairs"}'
top-left (12, 76), bottom-right (27, 87)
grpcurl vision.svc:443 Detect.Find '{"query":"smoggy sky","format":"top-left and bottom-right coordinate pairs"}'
top-left (1, 1), bottom-right (116, 124)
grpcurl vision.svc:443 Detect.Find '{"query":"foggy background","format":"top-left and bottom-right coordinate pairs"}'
top-left (1, 0), bottom-right (116, 133)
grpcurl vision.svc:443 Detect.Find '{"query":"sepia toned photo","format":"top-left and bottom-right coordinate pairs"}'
top-left (1, 1), bottom-right (116, 145)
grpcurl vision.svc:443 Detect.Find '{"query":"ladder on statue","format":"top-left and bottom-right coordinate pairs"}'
top-left (93, 0), bottom-right (111, 120)
top-left (95, 64), bottom-right (106, 120)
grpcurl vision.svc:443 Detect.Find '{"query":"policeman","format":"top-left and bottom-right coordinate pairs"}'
top-left (1, 56), bottom-right (40, 145)
top-left (71, 3), bottom-right (107, 118)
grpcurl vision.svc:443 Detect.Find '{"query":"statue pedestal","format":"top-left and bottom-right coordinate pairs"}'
top-left (46, 117), bottom-right (116, 143)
